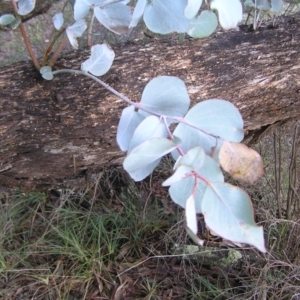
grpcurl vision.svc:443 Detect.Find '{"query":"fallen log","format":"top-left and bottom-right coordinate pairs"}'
top-left (0, 14), bottom-right (300, 189)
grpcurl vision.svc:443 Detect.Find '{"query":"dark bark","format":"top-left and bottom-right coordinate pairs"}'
top-left (0, 0), bottom-right (60, 23)
top-left (0, 14), bottom-right (300, 189)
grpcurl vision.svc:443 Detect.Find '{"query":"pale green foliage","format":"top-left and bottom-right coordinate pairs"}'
top-left (2, 0), bottom-right (271, 252)
top-left (211, 0), bottom-right (243, 29)
top-left (81, 44), bottom-right (115, 75)
top-left (16, 0), bottom-right (36, 16)
top-left (244, 0), bottom-right (285, 29)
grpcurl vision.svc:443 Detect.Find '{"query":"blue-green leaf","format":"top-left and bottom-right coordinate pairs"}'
top-left (128, 116), bottom-right (167, 152)
top-left (129, 0), bottom-right (147, 28)
top-left (256, 0), bottom-right (271, 10)
top-left (140, 76), bottom-right (190, 118)
top-left (183, 99), bottom-right (244, 142)
top-left (175, 146), bottom-right (205, 170)
top-left (187, 10), bottom-right (218, 38)
top-left (172, 123), bottom-right (218, 159)
top-left (17, 0), bottom-right (36, 16)
top-left (163, 165), bottom-right (192, 186)
top-left (144, 0), bottom-right (189, 34)
top-left (94, 3), bottom-right (131, 35)
top-left (0, 14), bottom-right (16, 26)
top-left (244, 0), bottom-right (255, 7)
top-left (124, 137), bottom-right (178, 181)
top-left (40, 66), bottom-right (53, 80)
top-left (117, 105), bottom-right (145, 151)
top-left (185, 0), bottom-right (203, 19)
top-left (210, 0), bottom-right (243, 30)
top-left (53, 12), bottom-right (64, 30)
top-left (169, 176), bottom-right (205, 213)
top-left (186, 194), bottom-right (198, 234)
top-left (202, 183), bottom-right (266, 252)
top-left (168, 153), bottom-right (223, 212)
top-left (271, 0), bottom-right (283, 12)
top-left (81, 44), bottom-right (115, 76)
top-left (125, 159), bottom-right (161, 181)
top-left (74, 0), bottom-right (90, 20)
top-left (66, 19), bottom-right (87, 49)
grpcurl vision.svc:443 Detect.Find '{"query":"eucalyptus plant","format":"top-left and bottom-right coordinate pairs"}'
top-left (1, 0), bottom-right (279, 252)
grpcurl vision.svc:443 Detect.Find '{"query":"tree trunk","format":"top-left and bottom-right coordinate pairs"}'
top-left (0, 14), bottom-right (300, 189)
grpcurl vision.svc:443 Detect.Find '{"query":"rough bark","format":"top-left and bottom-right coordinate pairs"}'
top-left (0, 14), bottom-right (300, 189)
top-left (0, 0), bottom-right (59, 23)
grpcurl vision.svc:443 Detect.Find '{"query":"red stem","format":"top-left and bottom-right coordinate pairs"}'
top-left (11, 0), bottom-right (40, 70)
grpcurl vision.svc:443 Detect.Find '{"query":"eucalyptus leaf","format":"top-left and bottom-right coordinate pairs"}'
top-left (182, 99), bottom-right (244, 142)
top-left (53, 12), bottom-right (64, 30)
top-left (94, 3), bottom-right (131, 35)
top-left (171, 122), bottom-right (218, 160)
top-left (117, 105), bottom-right (145, 151)
top-left (128, 116), bottom-right (167, 153)
top-left (144, 0), bottom-right (189, 34)
top-left (175, 146), bottom-right (205, 170)
top-left (0, 14), bottom-right (16, 26)
top-left (74, 0), bottom-right (91, 20)
top-left (186, 194), bottom-right (198, 234)
top-left (129, 0), bottom-right (147, 28)
top-left (210, 0), bottom-right (243, 30)
top-left (17, 0), bottom-right (36, 16)
top-left (202, 183), bottom-right (266, 252)
top-left (66, 19), bottom-right (87, 49)
top-left (40, 66), bottom-right (53, 81)
top-left (81, 44), bottom-right (115, 76)
top-left (140, 76), bottom-right (190, 118)
top-left (162, 165), bottom-right (192, 186)
top-left (169, 176), bottom-right (205, 213)
top-left (271, 0), bottom-right (283, 12)
top-left (187, 10), bottom-right (218, 38)
top-left (185, 0), bottom-right (203, 19)
top-left (256, 0), bottom-right (272, 10)
top-left (124, 137), bottom-right (178, 180)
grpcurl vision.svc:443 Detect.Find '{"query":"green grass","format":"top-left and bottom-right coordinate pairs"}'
top-left (1, 122), bottom-right (300, 299)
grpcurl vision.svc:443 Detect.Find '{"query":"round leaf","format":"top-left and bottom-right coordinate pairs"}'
top-left (53, 12), bottom-right (64, 30)
top-left (129, 0), bottom-right (147, 28)
top-left (183, 99), bottom-right (244, 142)
top-left (94, 3), bottom-right (131, 35)
top-left (210, 0), bottom-right (243, 30)
top-left (172, 123), bottom-right (218, 160)
top-left (128, 116), bottom-right (167, 152)
top-left (40, 66), bottom-right (53, 80)
top-left (176, 146), bottom-right (205, 170)
top-left (17, 0), bottom-right (36, 16)
top-left (187, 10), bottom-right (218, 38)
top-left (66, 19), bottom-right (87, 49)
top-left (140, 76), bottom-right (190, 118)
top-left (0, 14), bottom-right (16, 26)
top-left (143, 0), bottom-right (189, 34)
top-left (202, 183), bottom-right (266, 252)
top-left (117, 105), bottom-right (145, 151)
top-left (124, 137), bottom-right (178, 181)
top-left (185, 0), bottom-right (203, 19)
top-left (74, 0), bottom-right (90, 20)
top-left (81, 44), bottom-right (115, 76)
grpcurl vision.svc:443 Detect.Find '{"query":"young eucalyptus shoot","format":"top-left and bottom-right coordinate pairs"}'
top-left (3, 0), bottom-right (268, 252)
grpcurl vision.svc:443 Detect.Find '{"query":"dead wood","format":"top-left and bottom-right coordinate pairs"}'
top-left (0, 0), bottom-right (59, 23)
top-left (0, 14), bottom-right (300, 189)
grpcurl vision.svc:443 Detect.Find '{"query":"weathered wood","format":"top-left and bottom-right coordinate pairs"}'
top-left (0, 14), bottom-right (300, 189)
top-left (0, 0), bottom-right (59, 23)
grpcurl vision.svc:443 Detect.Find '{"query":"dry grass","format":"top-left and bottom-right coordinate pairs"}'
top-left (1, 2), bottom-right (300, 299)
